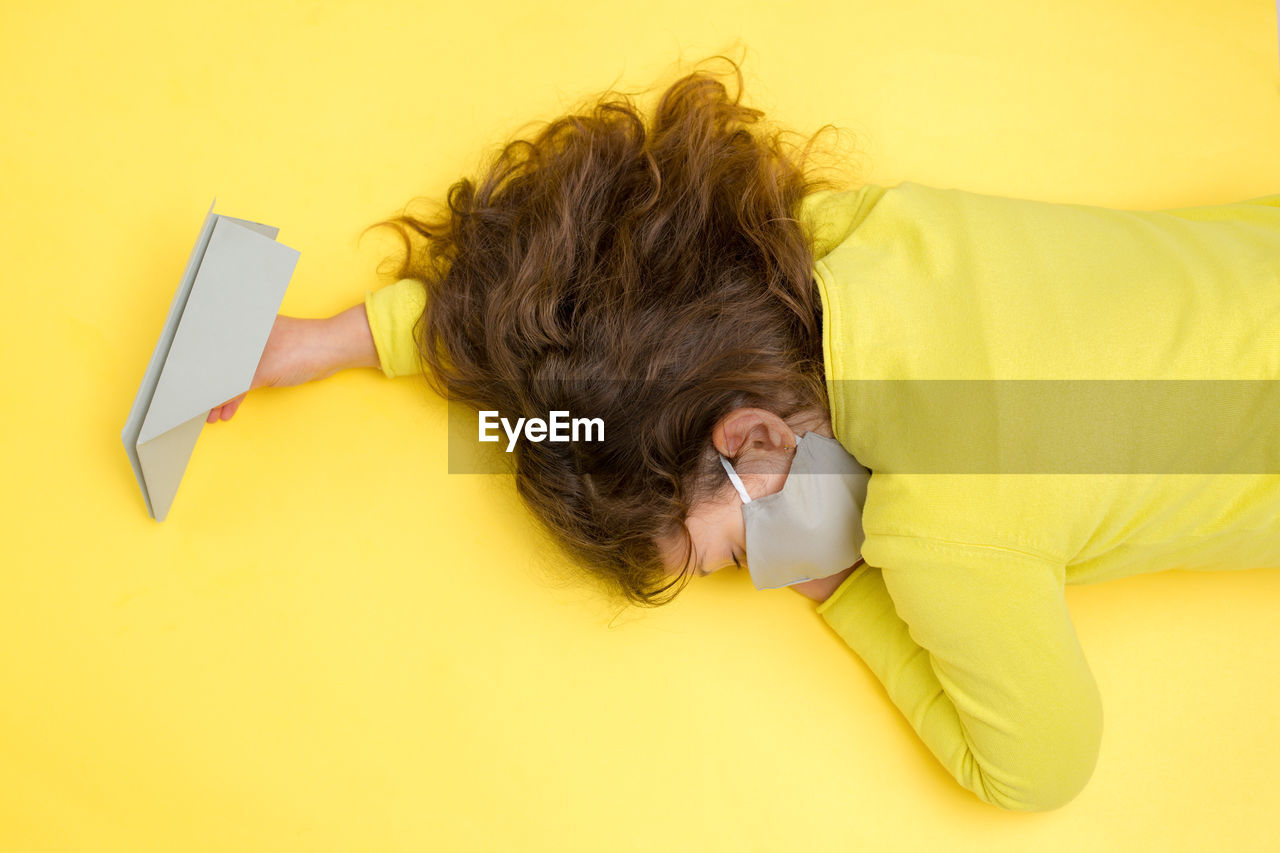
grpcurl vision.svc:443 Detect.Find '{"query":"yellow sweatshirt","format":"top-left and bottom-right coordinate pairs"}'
top-left (364, 277), bottom-right (426, 380)
top-left (363, 182), bottom-right (1280, 812)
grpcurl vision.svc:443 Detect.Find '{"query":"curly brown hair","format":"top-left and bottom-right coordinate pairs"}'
top-left (364, 51), bottom-right (864, 607)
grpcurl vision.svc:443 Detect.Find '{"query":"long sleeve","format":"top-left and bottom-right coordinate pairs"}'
top-left (363, 278), bottom-right (427, 378)
top-left (816, 537), bottom-right (1103, 812)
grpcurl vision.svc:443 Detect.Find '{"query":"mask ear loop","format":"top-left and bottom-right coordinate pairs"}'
top-left (719, 455), bottom-right (753, 504)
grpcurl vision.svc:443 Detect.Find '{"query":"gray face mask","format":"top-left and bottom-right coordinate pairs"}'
top-left (718, 432), bottom-right (870, 590)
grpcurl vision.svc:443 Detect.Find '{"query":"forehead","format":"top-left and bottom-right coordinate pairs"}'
top-left (656, 521), bottom-right (694, 574)
top-left (658, 493), bottom-right (736, 574)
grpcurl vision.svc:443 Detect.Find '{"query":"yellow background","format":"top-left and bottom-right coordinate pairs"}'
top-left (3, 0), bottom-right (1279, 849)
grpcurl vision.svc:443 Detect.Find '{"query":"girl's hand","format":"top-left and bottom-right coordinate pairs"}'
top-left (789, 560), bottom-right (864, 603)
top-left (206, 315), bottom-right (333, 423)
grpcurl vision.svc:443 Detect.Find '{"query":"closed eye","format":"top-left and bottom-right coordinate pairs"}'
top-left (732, 552), bottom-right (741, 570)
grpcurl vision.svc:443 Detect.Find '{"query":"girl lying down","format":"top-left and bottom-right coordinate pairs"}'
top-left (207, 55), bottom-right (1280, 812)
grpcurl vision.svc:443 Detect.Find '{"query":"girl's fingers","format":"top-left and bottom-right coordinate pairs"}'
top-left (206, 391), bottom-right (249, 424)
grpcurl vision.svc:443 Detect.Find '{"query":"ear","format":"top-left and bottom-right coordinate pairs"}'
top-left (712, 407), bottom-right (798, 459)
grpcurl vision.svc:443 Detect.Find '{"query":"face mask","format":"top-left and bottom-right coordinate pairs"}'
top-left (718, 431), bottom-right (870, 590)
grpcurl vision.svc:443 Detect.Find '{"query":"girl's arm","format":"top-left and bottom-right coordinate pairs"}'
top-left (816, 544), bottom-right (1102, 812)
top-left (327, 303), bottom-right (381, 371)
top-left (790, 561), bottom-right (861, 603)
top-left (208, 280), bottom-right (426, 422)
